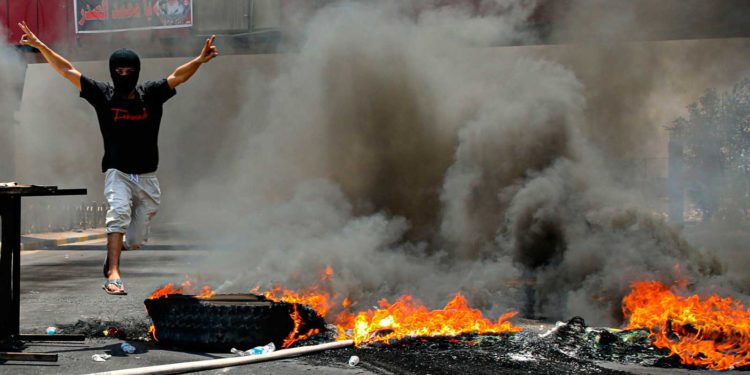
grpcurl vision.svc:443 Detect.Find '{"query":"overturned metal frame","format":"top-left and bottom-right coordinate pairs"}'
top-left (0, 185), bottom-right (87, 362)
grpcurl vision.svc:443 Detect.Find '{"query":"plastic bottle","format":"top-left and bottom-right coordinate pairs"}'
top-left (121, 342), bottom-right (136, 354)
top-left (231, 342), bottom-right (276, 356)
top-left (248, 342), bottom-right (276, 355)
top-left (46, 327), bottom-right (57, 335)
top-left (230, 348), bottom-right (249, 357)
top-left (249, 342), bottom-right (276, 355)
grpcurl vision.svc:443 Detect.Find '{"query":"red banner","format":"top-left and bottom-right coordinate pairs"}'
top-left (75, 0), bottom-right (192, 33)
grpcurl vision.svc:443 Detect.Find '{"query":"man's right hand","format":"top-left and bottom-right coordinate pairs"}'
top-left (19, 20), bottom-right (81, 91)
top-left (18, 21), bottom-right (43, 49)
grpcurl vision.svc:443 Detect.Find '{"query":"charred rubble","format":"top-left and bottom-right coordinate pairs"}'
top-left (55, 297), bottom-right (743, 374)
top-left (302, 317), bottom-right (667, 375)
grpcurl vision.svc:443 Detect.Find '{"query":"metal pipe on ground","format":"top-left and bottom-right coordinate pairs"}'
top-left (87, 340), bottom-right (355, 375)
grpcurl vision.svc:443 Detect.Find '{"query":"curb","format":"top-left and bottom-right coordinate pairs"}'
top-left (20, 231), bottom-right (107, 251)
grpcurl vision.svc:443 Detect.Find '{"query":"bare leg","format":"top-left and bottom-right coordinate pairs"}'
top-left (106, 232), bottom-right (124, 280)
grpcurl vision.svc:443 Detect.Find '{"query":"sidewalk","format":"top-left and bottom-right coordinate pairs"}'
top-left (19, 228), bottom-right (106, 250)
top-left (8, 225), bottom-right (206, 251)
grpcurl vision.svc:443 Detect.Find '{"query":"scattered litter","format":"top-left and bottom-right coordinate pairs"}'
top-left (103, 326), bottom-right (126, 339)
top-left (508, 352), bottom-right (535, 362)
top-left (251, 342), bottom-right (276, 355)
top-left (230, 342), bottom-right (276, 357)
top-left (620, 329), bottom-right (649, 344)
top-left (46, 326), bottom-right (57, 335)
top-left (535, 316), bottom-right (669, 367)
top-left (64, 254), bottom-right (69, 259)
top-left (348, 355), bottom-right (360, 367)
top-left (92, 353), bottom-right (111, 362)
top-left (121, 342), bottom-right (136, 354)
top-left (539, 321), bottom-right (567, 338)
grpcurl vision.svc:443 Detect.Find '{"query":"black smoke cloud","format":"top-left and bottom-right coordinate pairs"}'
top-left (8, 0), bottom-right (746, 326)
top-left (168, 0), bottom-right (732, 326)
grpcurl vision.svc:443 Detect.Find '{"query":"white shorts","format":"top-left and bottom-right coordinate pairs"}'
top-left (103, 168), bottom-right (161, 250)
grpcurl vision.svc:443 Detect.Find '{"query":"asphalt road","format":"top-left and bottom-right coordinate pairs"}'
top-left (5, 240), bottom-right (748, 375)
top-left (7, 244), bottom-right (377, 375)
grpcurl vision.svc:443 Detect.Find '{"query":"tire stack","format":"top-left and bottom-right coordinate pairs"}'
top-left (144, 294), bottom-right (327, 351)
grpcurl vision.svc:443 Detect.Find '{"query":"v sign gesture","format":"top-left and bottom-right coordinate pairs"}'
top-left (18, 20), bottom-right (82, 90)
top-left (18, 21), bottom-right (42, 49)
top-left (197, 35), bottom-right (219, 64)
top-left (167, 35), bottom-right (219, 89)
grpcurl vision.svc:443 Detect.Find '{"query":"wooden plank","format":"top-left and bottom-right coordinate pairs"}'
top-left (89, 340), bottom-right (353, 375)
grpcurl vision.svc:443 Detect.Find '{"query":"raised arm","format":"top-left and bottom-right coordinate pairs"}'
top-left (19, 21), bottom-right (82, 91)
top-left (167, 35), bottom-right (218, 89)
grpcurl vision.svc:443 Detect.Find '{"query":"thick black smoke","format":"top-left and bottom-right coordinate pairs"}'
top-left (8, 1), bottom-right (748, 326)
top-left (167, 1), bottom-right (731, 326)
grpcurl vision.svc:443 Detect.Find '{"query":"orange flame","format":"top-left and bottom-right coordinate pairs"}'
top-left (148, 323), bottom-right (158, 342)
top-left (147, 267), bottom-right (523, 348)
top-left (261, 266), bottom-right (336, 317)
top-left (336, 293), bottom-right (522, 345)
top-left (322, 265), bottom-right (334, 281)
top-left (282, 304), bottom-right (321, 348)
top-left (263, 287), bottom-right (332, 317)
top-left (147, 277), bottom-right (215, 300)
top-left (197, 285), bottom-right (216, 299)
top-left (623, 281), bottom-right (750, 370)
top-left (148, 283), bottom-right (181, 300)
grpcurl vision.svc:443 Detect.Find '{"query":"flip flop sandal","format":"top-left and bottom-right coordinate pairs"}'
top-left (103, 279), bottom-right (127, 295)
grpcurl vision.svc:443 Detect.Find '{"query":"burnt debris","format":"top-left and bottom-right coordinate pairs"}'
top-left (306, 332), bottom-right (629, 375)
top-left (59, 311), bottom-right (745, 374)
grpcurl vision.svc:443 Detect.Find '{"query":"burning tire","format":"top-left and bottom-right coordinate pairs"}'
top-left (144, 294), bottom-right (326, 351)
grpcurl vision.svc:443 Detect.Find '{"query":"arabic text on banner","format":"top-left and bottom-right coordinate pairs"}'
top-left (75, 0), bottom-right (193, 33)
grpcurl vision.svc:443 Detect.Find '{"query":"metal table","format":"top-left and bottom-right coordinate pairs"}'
top-left (0, 184), bottom-right (87, 362)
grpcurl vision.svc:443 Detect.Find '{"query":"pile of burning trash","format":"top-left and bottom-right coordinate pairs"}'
top-left (142, 268), bottom-right (750, 373)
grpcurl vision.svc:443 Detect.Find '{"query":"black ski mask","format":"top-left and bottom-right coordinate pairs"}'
top-left (109, 48), bottom-right (140, 95)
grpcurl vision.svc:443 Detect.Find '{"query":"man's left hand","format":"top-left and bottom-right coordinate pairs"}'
top-left (197, 35), bottom-right (218, 64)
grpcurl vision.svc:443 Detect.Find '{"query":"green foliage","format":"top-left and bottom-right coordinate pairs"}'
top-left (672, 78), bottom-right (750, 221)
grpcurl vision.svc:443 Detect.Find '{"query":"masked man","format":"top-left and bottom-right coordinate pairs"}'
top-left (18, 21), bottom-right (218, 295)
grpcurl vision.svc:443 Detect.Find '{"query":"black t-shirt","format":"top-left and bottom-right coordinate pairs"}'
top-left (80, 75), bottom-right (176, 174)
